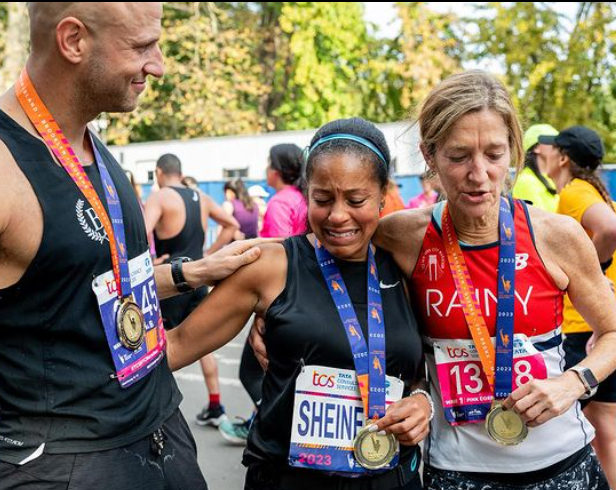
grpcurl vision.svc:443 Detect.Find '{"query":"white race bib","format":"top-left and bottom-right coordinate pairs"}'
top-left (289, 365), bottom-right (404, 474)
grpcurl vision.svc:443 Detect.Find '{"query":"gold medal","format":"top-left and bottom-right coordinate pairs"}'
top-left (353, 424), bottom-right (397, 470)
top-left (485, 402), bottom-right (528, 446)
top-left (116, 297), bottom-right (146, 350)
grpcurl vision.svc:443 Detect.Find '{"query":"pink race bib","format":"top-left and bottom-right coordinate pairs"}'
top-left (433, 335), bottom-right (547, 425)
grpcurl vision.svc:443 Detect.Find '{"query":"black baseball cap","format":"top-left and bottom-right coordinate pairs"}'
top-left (538, 126), bottom-right (604, 169)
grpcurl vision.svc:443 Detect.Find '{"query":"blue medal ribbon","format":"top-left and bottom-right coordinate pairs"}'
top-left (315, 241), bottom-right (387, 420)
top-left (90, 135), bottom-right (132, 299)
top-left (494, 196), bottom-right (516, 399)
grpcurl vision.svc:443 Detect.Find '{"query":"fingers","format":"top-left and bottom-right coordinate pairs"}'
top-left (504, 378), bottom-right (576, 427)
top-left (255, 316), bottom-right (266, 335)
top-left (231, 246), bottom-right (261, 267)
top-left (370, 396), bottom-right (430, 446)
top-left (398, 427), bottom-right (430, 446)
top-left (229, 237), bottom-right (283, 253)
top-left (153, 253), bottom-right (169, 266)
top-left (249, 317), bottom-right (268, 371)
top-left (254, 350), bottom-right (269, 371)
top-left (502, 382), bottom-right (532, 410)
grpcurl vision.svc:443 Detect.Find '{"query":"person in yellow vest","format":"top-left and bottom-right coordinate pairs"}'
top-left (512, 124), bottom-right (560, 212)
top-left (543, 125), bottom-right (616, 488)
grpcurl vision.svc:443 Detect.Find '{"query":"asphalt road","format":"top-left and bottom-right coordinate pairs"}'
top-left (174, 327), bottom-right (255, 490)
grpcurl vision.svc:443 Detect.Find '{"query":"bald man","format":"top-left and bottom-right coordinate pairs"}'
top-left (0, 3), bottom-right (263, 489)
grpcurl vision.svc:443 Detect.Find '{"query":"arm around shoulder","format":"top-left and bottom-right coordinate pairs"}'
top-left (374, 208), bottom-right (432, 278)
top-left (166, 242), bottom-right (287, 371)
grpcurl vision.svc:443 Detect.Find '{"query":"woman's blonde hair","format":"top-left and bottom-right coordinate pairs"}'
top-left (418, 70), bottom-right (524, 181)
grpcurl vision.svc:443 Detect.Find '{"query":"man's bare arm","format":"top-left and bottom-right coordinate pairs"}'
top-left (143, 191), bottom-right (164, 237)
top-left (154, 238), bottom-right (284, 299)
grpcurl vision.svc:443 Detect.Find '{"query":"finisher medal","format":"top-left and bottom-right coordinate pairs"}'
top-left (116, 296), bottom-right (146, 350)
top-left (486, 402), bottom-right (528, 446)
top-left (354, 424), bottom-right (397, 470)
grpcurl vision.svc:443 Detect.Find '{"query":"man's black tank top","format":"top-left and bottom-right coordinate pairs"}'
top-left (154, 186), bottom-right (207, 329)
top-left (154, 186), bottom-right (205, 261)
top-left (0, 110), bottom-right (180, 464)
top-left (243, 235), bottom-right (423, 472)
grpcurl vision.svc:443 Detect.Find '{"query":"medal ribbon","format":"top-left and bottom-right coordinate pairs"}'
top-left (315, 241), bottom-right (387, 420)
top-left (442, 196), bottom-right (516, 399)
top-left (16, 69), bottom-right (131, 299)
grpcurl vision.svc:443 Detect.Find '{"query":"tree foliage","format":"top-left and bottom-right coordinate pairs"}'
top-left (0, 2), bottom-right (615, 159)
top-left (470, 2), bottom-right (616, 159)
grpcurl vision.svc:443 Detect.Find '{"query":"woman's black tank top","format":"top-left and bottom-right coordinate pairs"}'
top-left (244, 235), bottom-right (423, 469)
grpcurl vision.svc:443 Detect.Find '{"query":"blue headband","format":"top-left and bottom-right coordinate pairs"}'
top-left (306, 133), bottom-right (388, 165)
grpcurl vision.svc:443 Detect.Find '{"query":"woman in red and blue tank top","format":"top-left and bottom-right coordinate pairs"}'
top-left (374, 71), bottom-right (616, 489)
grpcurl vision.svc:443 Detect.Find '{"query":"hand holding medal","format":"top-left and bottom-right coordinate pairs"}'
top-left (360, 388), bottom-right (434, 451)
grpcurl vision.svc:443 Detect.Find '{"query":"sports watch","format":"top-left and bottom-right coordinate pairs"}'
top-left (568, 365), bottom-right (599, 400)
top-left (171, 257), bottom-right (194, 294)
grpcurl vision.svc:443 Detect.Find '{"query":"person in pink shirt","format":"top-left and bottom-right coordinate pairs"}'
top-left (219, 143), bottom-right (308, 444)
top-left (260, 143), bottom-right (308, 238)
top-left (407, 174), bottom-right (439, 209)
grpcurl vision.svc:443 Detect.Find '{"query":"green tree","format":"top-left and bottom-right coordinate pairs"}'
top-left (272, 2), bottom-right (372, 130)
top-left (107, 2), bottom-right (271, 144)
top-left (470, 2), bottom-right (616, 160)
top-left (0, 2), bottom-right (28, 93)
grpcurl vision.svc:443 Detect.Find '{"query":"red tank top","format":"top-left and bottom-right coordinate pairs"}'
top-left (410, 200), bottom-right (563, 340)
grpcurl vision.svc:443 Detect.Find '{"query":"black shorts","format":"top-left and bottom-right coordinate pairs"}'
top-left (160, 286), bottom-right (208, 329)
top-left (424, 448), bottom-right (608, 490)
top-left (244, 450), bottom-right (422, 490)
top-left (0, 409), bottom-right (207, 490)
top-left (564, 332), bottom-right (616, 405)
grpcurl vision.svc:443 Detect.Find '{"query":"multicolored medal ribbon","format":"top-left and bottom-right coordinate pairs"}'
top-left (442, 196), bottom-right (527, 445)
top-left (315, 241), bottom-right (397, 469)
top-left (16, 69), bottom-right (145, 351)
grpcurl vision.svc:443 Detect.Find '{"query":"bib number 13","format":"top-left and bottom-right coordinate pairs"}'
top-left (450, 360), bottom-right (534, 395)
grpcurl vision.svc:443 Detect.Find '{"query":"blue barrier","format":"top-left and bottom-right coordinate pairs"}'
top-left (142, 170), bottom-right (616, 208)
top-left (141, 168), bottom-right (616, 244)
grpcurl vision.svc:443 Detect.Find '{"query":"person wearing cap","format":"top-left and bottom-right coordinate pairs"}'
top-left (512, 124), bottom-right (560, 212)
top-left (541, 125), bottom-right (616, 487)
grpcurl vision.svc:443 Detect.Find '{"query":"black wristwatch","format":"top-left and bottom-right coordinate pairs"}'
top-left (568, 366), bottom-right (599, 400)
top-left (171, 257), bottom-right (194, 294)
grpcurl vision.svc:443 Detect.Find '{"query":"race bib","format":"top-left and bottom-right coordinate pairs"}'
top-left (434, 335), bottom-right (547, 425)
top-left (92, 251), bottom-right (166, 388)
top-left (289, 365), bottom-right (404, 475)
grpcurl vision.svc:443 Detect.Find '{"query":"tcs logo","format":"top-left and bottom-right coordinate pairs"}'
top-left (312, 371), bottom-right (335, 388)
top-left (447, 347), bottom-right (469, 359)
